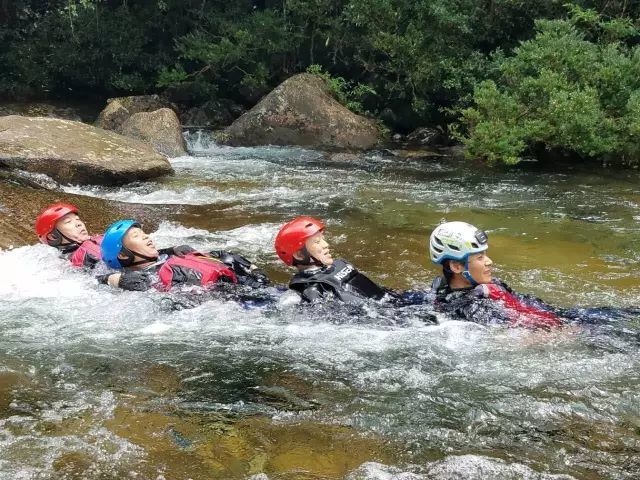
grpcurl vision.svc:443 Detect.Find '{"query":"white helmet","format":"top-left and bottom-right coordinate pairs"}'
top-left (429, 221), bottom-right (488, 265)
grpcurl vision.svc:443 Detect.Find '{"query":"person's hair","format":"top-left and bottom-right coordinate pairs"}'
top-left (442, 260), bottom-right (454, 284)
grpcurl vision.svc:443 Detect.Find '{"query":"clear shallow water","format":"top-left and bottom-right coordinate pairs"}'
top-left (2, 134), bottom-right (640, 479)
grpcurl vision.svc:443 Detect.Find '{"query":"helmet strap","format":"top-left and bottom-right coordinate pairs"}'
top-left (292, 246), bottom-right (323, 267)
top-left (119, 246), bottom-right (158, 267)
top-left (462, 256), bottom-right (479, 286)
top-left (48, 229), bottom-right (80, 249)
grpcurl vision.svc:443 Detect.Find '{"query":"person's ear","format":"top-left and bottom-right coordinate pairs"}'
top-left (117, 252), bottom-right (129, 260)
top-left (292, 249), bottom-right (305, 261)
top-left (449, 260), bottom-right (465, 274)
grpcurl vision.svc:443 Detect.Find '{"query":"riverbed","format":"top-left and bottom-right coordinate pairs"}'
top-left (1, 134), bottom-right (639, 479)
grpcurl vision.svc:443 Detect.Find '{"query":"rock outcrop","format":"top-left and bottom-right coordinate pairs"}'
top-left (95, 94), bottom-right (176, 132)
top-left (222, 73), bottom-right (381, 150)
top-left (120, 108), bottom-right (187, 157)
top-left (0, 116), bottom-right (173, 185)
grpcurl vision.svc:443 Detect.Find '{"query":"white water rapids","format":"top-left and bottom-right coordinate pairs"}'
top-left (1, 133), bottom-right (639, 479)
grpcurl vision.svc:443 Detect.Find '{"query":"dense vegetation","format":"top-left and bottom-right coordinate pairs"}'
top-left (1, 1), bottom-right (639, 164)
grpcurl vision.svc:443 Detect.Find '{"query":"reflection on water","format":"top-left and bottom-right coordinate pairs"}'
top-left (1, 134), bottom-right (640, 479)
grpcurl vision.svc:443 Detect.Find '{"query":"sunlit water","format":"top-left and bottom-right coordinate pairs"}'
top-left (1, 132), bottom-right (640, 479)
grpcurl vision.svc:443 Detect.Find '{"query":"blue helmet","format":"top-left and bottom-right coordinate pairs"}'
top-left (100, 220), bottom-right (140, 269)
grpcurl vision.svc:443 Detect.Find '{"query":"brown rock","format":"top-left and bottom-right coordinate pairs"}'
top-left (95, 94), bottom-right (177, 132)
top-left (223, 73), bottom-right (381, 150)
top-left (120, 108), bottom-right (187, 157)
top-left (0, 116), bottom-right (173, 186)
top-left (94, 99), bottom-right (130, 132)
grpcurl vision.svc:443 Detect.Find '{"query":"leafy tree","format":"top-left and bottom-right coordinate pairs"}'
top-left (459, 7), bottom-right (640, 164)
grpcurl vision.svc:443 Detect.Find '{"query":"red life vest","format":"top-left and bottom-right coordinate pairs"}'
top-left (481, 283), bottom-right (563, 329)
top-left (157, 253), bottom-right (237, 291)
top-left (70, 235), bottom-right (103, 268)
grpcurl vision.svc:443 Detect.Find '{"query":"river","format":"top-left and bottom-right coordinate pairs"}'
top-left (1, 133), bottom-right (639, 479)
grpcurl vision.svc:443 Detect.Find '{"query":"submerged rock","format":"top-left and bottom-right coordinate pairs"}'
top-left (0, 116), bottom-right (173, 185)
top-left (223, 73), bottom-right (381, 150)
top-left (120, 108), bottom-right (187, 157)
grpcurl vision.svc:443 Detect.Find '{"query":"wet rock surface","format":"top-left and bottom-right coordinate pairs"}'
top-left (0, 116), bottom-right (173, 185)
top-left (223, 73), bottom-right (381, 150)
top-left (120, 108), bottom-right (187, 157)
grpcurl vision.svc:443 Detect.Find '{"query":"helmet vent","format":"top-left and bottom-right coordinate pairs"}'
top-left (447, 244), bottom-right (460, 251)
top-left (434, 237), bottom-right (444, 247)
top-left (471, 242), bottom-right (478, 248)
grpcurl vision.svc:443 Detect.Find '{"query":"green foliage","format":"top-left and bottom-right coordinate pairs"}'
top-left (3, 0), bottom-right (640, 167)
top-left (460, 7), bottom-right (640, 164)
top-left (306, 64), bottom-right (375, 113)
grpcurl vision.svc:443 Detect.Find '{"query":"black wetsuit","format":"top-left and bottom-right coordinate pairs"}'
top-left (289, 259), bottom-right (388, 304)
top-left (434, 276), bottom-right (640, 328)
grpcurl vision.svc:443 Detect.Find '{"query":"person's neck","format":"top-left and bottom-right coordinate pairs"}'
top-left (449, 275), bottom-right (472, 290)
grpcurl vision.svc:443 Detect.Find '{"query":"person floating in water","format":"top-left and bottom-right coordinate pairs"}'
top-left (429, 221), bottom-right (639, 328)
top-left (429, 221), bottom-right (565, 328)
top-left (99, 219), bottom-right (269, 292)
top-left (275, 216), bottom-right (390, 304)
top-left (35, 202), bottom-right (103, 269)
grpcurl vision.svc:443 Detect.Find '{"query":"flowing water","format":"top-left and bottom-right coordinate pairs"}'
top-left (1, 132), bottom-right (639, 479)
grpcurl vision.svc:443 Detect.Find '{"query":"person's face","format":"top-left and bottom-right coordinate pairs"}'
top-left (121, 227), bottom-right (158, 259)
top-left (451, 251), bottom-right (493, 285)
top-left (465, 251), bottom-right (493, 284)
top-left (54, 212), bottom-right (90, 243)
top-left (299, 231), bottom-right (333, 266)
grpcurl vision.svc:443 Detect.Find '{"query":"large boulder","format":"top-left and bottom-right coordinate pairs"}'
top-left (0, 116), bottom-right (173, 185)
top-left (95, 94), bottom-right (176, 132)
top-left (222, 73), bottom-right (381, 150)
top-left (0, 102), bottom-right (83, 122)
top-left (120, 108), bottom-right (187, 157)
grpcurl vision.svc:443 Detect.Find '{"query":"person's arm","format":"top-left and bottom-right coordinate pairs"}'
top-left (209, 250), bottom-right (270, 287)
top-left (157, 245), bottom-right (196, 257)
top-left (97, 271), bottom-right (152, 291)
top-left (299, 284), bottom-right (325, 302)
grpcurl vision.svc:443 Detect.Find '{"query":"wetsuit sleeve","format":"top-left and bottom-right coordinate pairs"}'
top-left (117, 271), bottom-right (153, 291)
top-left (209, 250), bottom-right (270, 287)
top-left (299, 285), bottom-right (325, 302)
top-left (158, 245), bottom-right (197, 257)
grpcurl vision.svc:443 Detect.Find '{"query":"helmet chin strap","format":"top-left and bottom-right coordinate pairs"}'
top-left (49, 229), bottom-right (81, 250)
top-left (462, 256), bottom-right (479, 286)
top-left (292, 246), bottom-right (324, 267)
top-left (120, 246), bottom-right (158, 267)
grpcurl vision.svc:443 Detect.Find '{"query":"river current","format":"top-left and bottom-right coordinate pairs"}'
top-left (1, 133), bottom-right (639, 479)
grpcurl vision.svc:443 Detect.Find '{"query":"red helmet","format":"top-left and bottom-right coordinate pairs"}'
top-left (274, 216), bottom-right (325, 265)
top-left (35, 202), bottom-right (79, 245)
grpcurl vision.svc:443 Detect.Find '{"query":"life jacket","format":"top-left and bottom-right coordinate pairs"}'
top-left (479, 283), bottom-right (563, 329)
top-left (156, 253), bottom-right (237, 291)
top-left (69, 235), bottom-right (103, 268)
top-left (289, 258), bottom-right (386, 303)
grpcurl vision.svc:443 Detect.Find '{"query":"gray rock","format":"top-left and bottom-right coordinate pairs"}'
top-left (0, 116), bottom-right (173, 185)
top-left (120, 108), bottom-right (187, 157)
top-left (406, 126), bottom-right (446, 147)
top-left (223, 73), bottom-right (381, 150)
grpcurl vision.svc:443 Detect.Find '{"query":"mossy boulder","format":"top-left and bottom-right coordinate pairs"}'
top-left (223, 73), bottom-right (381, 150)
top-left (0, 116), bottom-right (173, 186)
